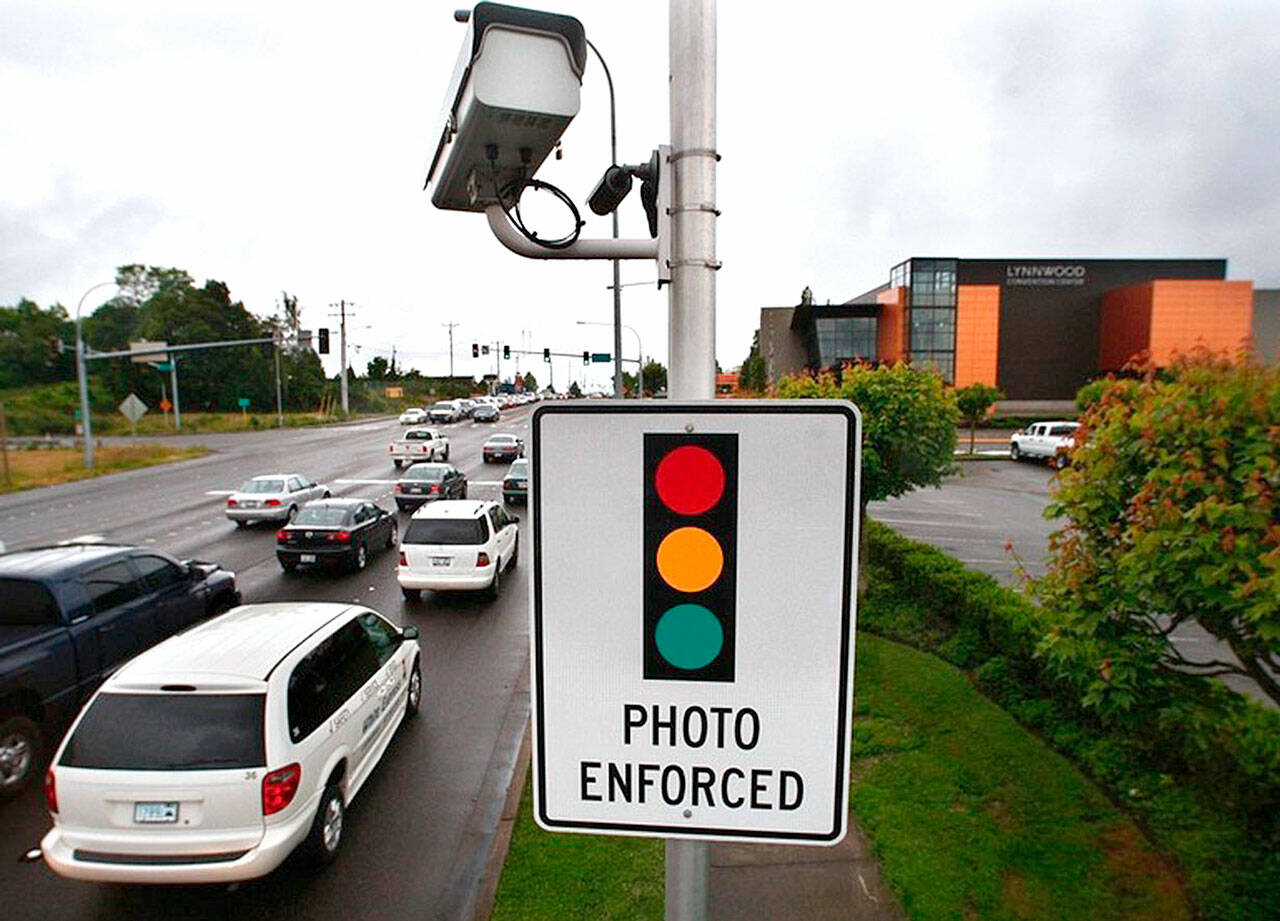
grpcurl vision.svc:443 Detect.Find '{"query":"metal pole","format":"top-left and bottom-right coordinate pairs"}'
top-left (0, 401), bottom-right (10, 487)
top-left (339, 300), bottom-right (349, 414)
top-left (443, 322), bottom-right (459, 378)
top-left (666, 2), bottom-right (717, 918)
top-left (275, 341), bottom-right (284, 427)
top-left (586, 39), bottom-right (623, 401)
top-left (170, 356), bottom-right (182, 429)
top-left (74, 282), bottom-right (116, 469)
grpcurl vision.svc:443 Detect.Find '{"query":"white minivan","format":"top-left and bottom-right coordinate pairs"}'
top-left (397, 500), bottom-right (518, 600)
top-left (40, 602), bottom-right (421, 883)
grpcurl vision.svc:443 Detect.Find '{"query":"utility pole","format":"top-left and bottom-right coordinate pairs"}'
top-left (170, 355), bottom-right (182, 429)
top-left (666, 2), bottom-right (718, 919)
top-left (442, 322), bottom-right (459, 378)
top-left (274, 339), bottom-right (284, 427)
top-left (331, 300), bottom-right (352, 414)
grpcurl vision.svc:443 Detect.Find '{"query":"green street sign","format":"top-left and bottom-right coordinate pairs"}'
top-left (149, 361), bottom-right (173, 372)
top-left (237, 397), bottom-right (251, 409)
top-left (591, 352), bottom-right (612, 363)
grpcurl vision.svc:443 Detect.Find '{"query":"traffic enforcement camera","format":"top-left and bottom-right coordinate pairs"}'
top-left (425, 3), bottom-right (586, 212)
top-left (317, 328), bottom-right (330, 354)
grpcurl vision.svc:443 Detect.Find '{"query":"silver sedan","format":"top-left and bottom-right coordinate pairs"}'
top-left (225, 474), bottom-right (329, 526)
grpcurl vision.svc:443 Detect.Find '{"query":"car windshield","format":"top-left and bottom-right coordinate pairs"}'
top-left (488, 436), bottom-right (517, 445)
top-left (294, 506), bottom-right (351, 526)
top-left (404, 465), bottom-right (447, 481)
top-left (507, 460), bottom-right (529, 478)
top-left (431, 403), bottom-right (454, 411)
top-left (0, 578), bottom-right (60, 627)
top-left (60, 693), bottom-right (266, 770)
top-left (404, 430), bottom-right (432, 441)
top-left (240, 478), bottom-right (284, 493)
top-left (403, 518), bottom-right (486, 545)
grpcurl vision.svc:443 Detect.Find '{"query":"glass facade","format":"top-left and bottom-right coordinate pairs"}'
top-left (815, 316), bottom-right (877, 366)
top-left (893, 258), bottom-right (958, 383)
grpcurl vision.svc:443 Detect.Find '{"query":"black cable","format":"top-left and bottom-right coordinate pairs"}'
top-left (497, 177), bottom-right (585, 250)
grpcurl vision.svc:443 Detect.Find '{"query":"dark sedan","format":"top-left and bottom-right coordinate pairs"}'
top-left (502, 458), bottom-right (529, 504)
top-left (276, 498), bottom-right (397, 573)
top-left (483, 433), bottom-right (525, 463)
top-left (394, 462), bottom-right (467, 511)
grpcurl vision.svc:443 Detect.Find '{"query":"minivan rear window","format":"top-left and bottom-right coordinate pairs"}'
top-left (60, 693), bottom-right (266, 770)
top-left (403, 518), bottom-right (486, 545)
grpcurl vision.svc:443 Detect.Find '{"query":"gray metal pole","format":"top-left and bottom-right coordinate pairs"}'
top-left (170, 357), bottom-right (182, 429)
top-left (74, 282), bottom-right (116, 469)
top-left (339, 300), bottom-right (349, 415)
top-left (275, 342), bottom-right (284, 427)
top-left (666, 1), bottom-right (717, 918)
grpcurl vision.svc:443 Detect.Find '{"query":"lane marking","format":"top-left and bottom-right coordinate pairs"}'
top-left (873, 517), bottom-right (1009, 529)
top-left (335, 478), bottom-right (399, 485)
top-left (205, 489), bottom-right (234, 496)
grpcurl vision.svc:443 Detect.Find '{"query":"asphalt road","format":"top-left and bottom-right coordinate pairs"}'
top-left (0, 408), bottom-right (536, 921)
top-left (870, 457), bottom-right (1276, 708)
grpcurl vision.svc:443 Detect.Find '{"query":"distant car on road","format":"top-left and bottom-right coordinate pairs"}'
top-left (502, 458), bottom-right (529, 505)
top-left (41, 602), bottom-right (421, 883)
top-left (482, 433), bottom-right (525, 463)
top-left (398, 407), bottom-right (428, 425)
top-left (0, 543), bottom-right (238, 797)
top-left (397, 500), bottom-right (518, 600)
top-left (472, 403), bottom-right (500, 423)
top-left (226, 474), bottom-right (328, 526)
top-left (276, 499), bottom-right (398, 573)
top-left (388, 427), bottom-right (449, 469)
top-left (427, 401), bottom-right (461, 424)
top-left (394, 463), bottom-right (467, 511)
top-left (456, 399), bottom-right (476, 419)
top-left (1009, 421), bottom-right (1080, 469)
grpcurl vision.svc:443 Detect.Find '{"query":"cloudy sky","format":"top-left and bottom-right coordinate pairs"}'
top-left (2, 0), bottom-right (1277, 390)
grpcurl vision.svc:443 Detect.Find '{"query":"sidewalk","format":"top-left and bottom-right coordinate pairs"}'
top-left (708, 818), bottom-right (905, 921)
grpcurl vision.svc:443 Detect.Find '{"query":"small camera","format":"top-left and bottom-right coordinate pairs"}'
top-left (587, 166), bottom-right (633, 216)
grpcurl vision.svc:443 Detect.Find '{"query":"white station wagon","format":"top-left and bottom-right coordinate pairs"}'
top-left (41, 602), bottom-right (421, 883)
top-left (397, 500), bottom-right (518, 600)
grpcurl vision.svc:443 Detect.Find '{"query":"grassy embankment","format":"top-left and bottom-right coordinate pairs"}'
top-left (490, 633), bottom-right (1189, 921)
top-left (0, 445), bottom-right (209, 493)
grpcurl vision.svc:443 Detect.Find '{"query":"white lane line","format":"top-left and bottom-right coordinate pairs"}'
top-left (873, 517), bottom-right (1008, 529)
top-left (205, 489), bottom-right (234, 496)
top-left (470, 481), bottom-right (503, 486)
top-left (62, 533), bottom-right (105, 544)
top-left (335, 478), bottom-right (399, 485)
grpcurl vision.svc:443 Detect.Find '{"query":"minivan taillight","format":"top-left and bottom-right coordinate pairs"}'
top-left (44, 769), bottom-right (57, 813)
top-left (477, 551), bottom-right (491, 567)
top-left (262, 763), bottom-right (301, 815)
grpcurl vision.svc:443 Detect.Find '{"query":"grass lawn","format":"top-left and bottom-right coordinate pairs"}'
top-left (490, 635), bottom-right (1189, 920)
top-left (0, 444), bottom-right (208, 493)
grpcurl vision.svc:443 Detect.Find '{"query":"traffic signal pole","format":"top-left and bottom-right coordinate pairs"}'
top-left (666, 1), bottom-right (718, 918)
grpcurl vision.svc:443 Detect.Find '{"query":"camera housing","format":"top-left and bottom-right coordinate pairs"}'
top-left (426, 3), bottom-right (587, 212)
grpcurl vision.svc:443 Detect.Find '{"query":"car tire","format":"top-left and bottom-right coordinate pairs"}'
top-left (352, 542), bottom-right (368, 572)
top-left (304, 785), bottom-right (345, 867)
top-left (1010, 443), bottom-right (1022, 461)
top-left (443, 446), bottom-right (450, 461)
top-left (287, 505), bottom-right (298, 523)
top-left (401, 587), bottom-right (420, 601)
top-left (1051, 452), bottom-right (1070, 470)
top-left (280, 559), bottom-right (298, 574)
top-left (396, 501), bottom-right (407, 512)
top-left (487, 561), bottom-right (501, 600)
top-left (322, 490), bottom-right (331, 499)
top-left (0, 714), bottom-right (42, 799)
top-left (234, 520), bottom-right (247, 529)
top-left (405, 658), bottom-right (422, 719)
top-left (386, 522), bottom-right (397, 549)
top-left (393, 460), bottom-right (403, 470)
top-left (510, 536), bottom-right (518, 567)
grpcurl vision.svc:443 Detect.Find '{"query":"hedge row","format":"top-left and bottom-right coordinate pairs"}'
top-left (861, 519), bottom-right (1280, 921)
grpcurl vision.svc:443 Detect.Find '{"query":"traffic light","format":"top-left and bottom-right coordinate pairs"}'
top-left (543, 347), bottom-right (551, 362)
top-left (472, 342), bottom-right (479, 358)
top-left (582, 351), bottom-right (590, 365)
top-left (503, 345), bottom-right (511, 360)
top-left (643, 433), bottom-right (738, 681)
top-left (317, 328), bottom-right (330, 354)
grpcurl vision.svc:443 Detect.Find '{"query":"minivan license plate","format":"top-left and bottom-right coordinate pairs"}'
top-left (134, 802), bottom-right (179, 823)
top-left (431, 557), bottom-right (450, 567)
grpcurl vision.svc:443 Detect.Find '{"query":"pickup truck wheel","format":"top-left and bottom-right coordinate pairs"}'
top-left (1051, 452), bottom-right (1070, 470)
top-left (1010, 443), bottom-right (1022, 461)
top-left (0, 715), bottom-right (41, 798)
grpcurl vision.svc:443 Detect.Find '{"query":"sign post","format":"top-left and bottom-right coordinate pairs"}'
top-left (530, 402), bottom-right (860, 846)
top-left (237, 396), bottom-right (250, 421)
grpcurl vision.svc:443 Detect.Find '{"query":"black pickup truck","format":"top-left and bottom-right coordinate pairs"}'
top-left (0, 543), bottom-right (239, 797)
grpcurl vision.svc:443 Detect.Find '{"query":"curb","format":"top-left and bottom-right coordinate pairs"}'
top-left (472, 718), bottom-right (532, 921)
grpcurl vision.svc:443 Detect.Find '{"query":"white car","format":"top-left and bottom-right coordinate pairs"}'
top-left (1009, 421), bottom-right (1080, 468)
top-left (225, 474), bottom-right (329, 526)
top-left (398, 407), bottom-right (428, 425)
top-left (40, 602), bottom-right (421, 883)
top-left (426, 401), bottom-right (461, 424)
top-left (397, 500), bottom-right (518, 600)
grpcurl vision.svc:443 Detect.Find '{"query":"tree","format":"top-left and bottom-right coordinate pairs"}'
top-left (0, 299), bottom-right (75, 388)
top-left (522, 371), bottom-right (538, 392)
top-left (1036, 349), bottom-right (1280, 713)
top-left (954, 382), bottom-right (1005, 453)
top-left (366, 356), bottom-right (389, 380)
top-left (773, 362), bottom-right (957, 589)
top-left (739, 329), bottom-right (767, 393)
top-left (640, 358), bottom-right (667, 395)
top-left (569, 381), bottom-right (582, 398)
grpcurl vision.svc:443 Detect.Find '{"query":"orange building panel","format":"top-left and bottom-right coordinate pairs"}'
top-left (954, 285), bottom-right (1000, 387)
top-left (877, 286), bottom-right (907, 362)
top-left (1100, 279), bottom-right (1253, 370)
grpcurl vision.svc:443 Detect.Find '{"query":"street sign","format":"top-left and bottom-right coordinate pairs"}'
top-left (148, 361), bottom-right (173, 372)
top-left (159, 398), bottom-right (172, 413)
top-left (385, 386), bottom-right (405, 399)
top-left (237, 397), bottom-right (251, 409)
top-left (118, 393), bottom-right (148, 424)
top-left (129, 340), bottom-right (168, 364)
top-left (591, 352), bottom-right (611, 363)
top-left (531, 401), bottom-right (861, 845)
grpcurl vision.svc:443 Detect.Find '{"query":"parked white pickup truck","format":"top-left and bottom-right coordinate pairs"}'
top-left (389, 427), bottom-right (450, 469)
top-left (1009, 421), bottom-right (1080, 469)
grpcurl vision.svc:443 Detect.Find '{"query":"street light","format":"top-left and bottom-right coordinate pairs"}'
top-left (75, 281), bottom-right (118, 469)
top-left (577, 320), bottom-right (643, 396)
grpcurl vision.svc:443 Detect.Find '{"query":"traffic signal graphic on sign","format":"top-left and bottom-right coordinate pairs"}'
top-left (643, 433), bottom-right (737, 681)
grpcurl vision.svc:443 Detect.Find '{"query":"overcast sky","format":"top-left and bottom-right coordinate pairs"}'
top-left (2, 0), bottom-right (1277, 390)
